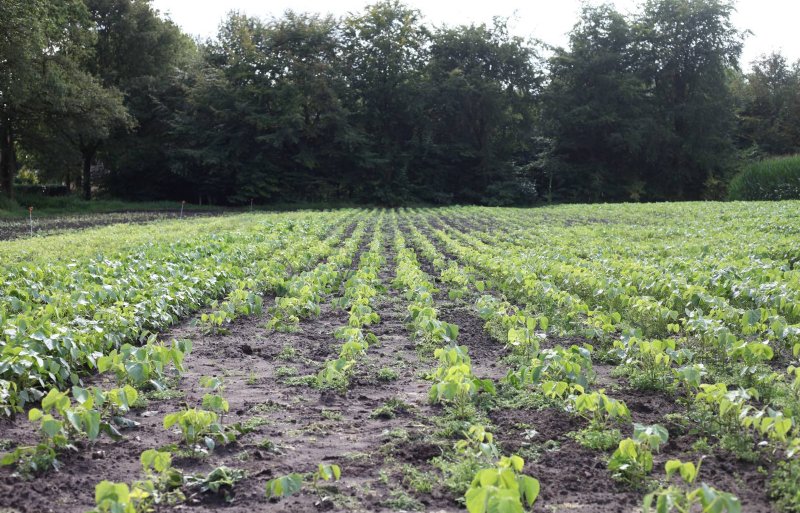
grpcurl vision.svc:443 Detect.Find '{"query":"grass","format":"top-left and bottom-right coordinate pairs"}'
top-left (370, 399), bottom-right (412, 419)
top-left (377, 367), bottom-right (399, 382)
top-left (768, 459), bottom-right (800, 512)
top-left (0, 192), bottom-right (385, 220)
top-left (0, 193), bottom-right (227, 219)
top-left (728, 154), bottom-right (800, 200)
top-left (569, 428), bottom-right (622, 451)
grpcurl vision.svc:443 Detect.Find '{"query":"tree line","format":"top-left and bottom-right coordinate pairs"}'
top-left (2, 0), bottom-right (799, 205)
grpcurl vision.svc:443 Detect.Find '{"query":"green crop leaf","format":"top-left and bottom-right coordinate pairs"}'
top-left (518, 475), bottom-right (540, 506)
top-left (141, 449), bottom-right (172, 473)
top-left (465, 486), bottom-right (489, 513)
top-left (265, 473), bottom-right (303, 500)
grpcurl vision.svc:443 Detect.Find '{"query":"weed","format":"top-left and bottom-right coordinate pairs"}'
top-left (432, 455), bottom-right (483, 497)
top-left (240, 416), bottom-right (271, 432)
top-left (249, 401), bottom-right (281, 415)
top-left (284, 375), bottom-right (316, 387)
top-left (321, 409), bottom-right (342, 421)
top-left (401, 464), bottom-right (435, 494)
top-left (377, 367), bottom-right (399, 382)
top-left (383, 489), bottom-right (424, 511)
top-left (275, 366), bottom-right (298, 378)
top-left (256, 438), bottom-right (279, 452)
top-left (277, 345), bottom-right (297, 361)
top-left (719, 433), bottom-right (760, 462)
top-left (370, 398), bottom-right (412, 420)
top-left (769, 459), bottom-right (800, 512)
top-left (691, 437), bottom-right (713, 455)
top-left (517, 439), bottom-right (561, 463)
top-left (570, 428), bottom-right (622, 451)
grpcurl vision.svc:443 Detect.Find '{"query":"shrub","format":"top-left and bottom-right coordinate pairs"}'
top-left (728, 155), bottom-right (800, 200)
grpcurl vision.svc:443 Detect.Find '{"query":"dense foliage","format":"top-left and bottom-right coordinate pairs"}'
top-left (2, 0), bottom-right (800, 205)
top-left (728, 154), bottom-right (800, 200)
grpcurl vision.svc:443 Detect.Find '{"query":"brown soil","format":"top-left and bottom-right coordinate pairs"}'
top-left (0, 211), bottom-right (223, 241)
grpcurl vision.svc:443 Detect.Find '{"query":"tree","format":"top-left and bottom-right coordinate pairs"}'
top-left (172, 11), bottom-right (355, 204)
top-left (341, 0), bottom-right (430, 203)
top-left (424, 20), bottom-right (542, 204)
top-left (45, 65), bottom-right (133, 199)
top-left (543, 5), bottom-right (649, 201)
top-left (636, 0), bottom-right (743, 199)
top-left (736, 52), bottom-right (800, 155)
top-left (541, 0), bottom-right (744, 201)
top-left (1, 0), bottom-right (133, 200)
top-left (0, 0), bottom-right (94, 198)
top-left (84, 0), bottom-right (197, 200)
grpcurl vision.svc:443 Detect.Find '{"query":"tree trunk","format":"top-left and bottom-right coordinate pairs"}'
top-left (82, 147), bottom-right (94, 200)
top-left (0, 117), bottom-right (15, 199)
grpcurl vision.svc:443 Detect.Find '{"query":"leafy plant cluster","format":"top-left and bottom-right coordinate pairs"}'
top-left (163, 377), bottom-right (241, 457)
top-left (198, 216), bottom-right (359, 335)
top-left (426, 207), bottom-right (800, 465)
top-left (389, 220), bottom-right (496, 414)
top-left (643, 459), bottom-right (742, 513)
top-left (2, 385), bottom-right (140, 476)
top-left (264, 463), bottom-right (342, 501)
top-left (267, 220), bottom-right (368, 332)
top-left (89, 449), bottom-right (246, 512)
top-left (400, 219), bottom-right (483, 301)
top-left (0, 212), bottom-right (352, 415)
top-left (318, 217), bottom-right (386, 390)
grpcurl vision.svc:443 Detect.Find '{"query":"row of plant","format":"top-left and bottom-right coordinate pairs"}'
top-left (0, 212), bottom-right (355, 415)
top-left (199, 215), bottom-right (358, 335)
top-left (446, 207), bottom-right (800, 351)
top-left (443, 205), bottom-right (800, 348)
top-left (426, 211), bottom-right (798, 420)
top-left (428, 208), bottom-right (799, 511)
top-left (266, 217), bottom-right (371, 332)
top-left (432, 211), bottom-right (800, 451)
top-left (317, 215), bottom-right (386, 390)
top-left (81, 370), bottom-right (343, 511)
top-left (476, 294), bottom-right (744, 512)
top-left (405, 212), bottom-right (754, 512)
top-left (390, 215), bottom-right (542, 513)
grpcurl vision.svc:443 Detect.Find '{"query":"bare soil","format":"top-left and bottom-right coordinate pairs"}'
top-left (0, 211), bottom-right (223, 241)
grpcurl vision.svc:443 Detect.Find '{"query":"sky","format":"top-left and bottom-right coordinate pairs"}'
top-left (151, 0), bottom-right (800, 69)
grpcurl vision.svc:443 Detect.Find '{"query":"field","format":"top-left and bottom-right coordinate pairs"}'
top-left (0, 203), bottom-right (799, 513)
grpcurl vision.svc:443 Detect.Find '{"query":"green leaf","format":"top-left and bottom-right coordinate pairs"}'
top-left (265, 473), bottom-right (303, 499)
top-left (72, 386), bottom-right (89, 404)
top-left (42, 418), bottom-right (62, 438)
top-left (518, 475), bottom-right (540, 506)
top-left (84, 410), bottom-right (101, 440)
top-left (141, 449), bottom-right (172, 473)
top-left (97, 355), bottom-right (113, 373)
top-left (465, 486), bottom-right (489, 513)
top-left (95, 480), bottom-right (130, 506)
top-left (163, 412), bottom-right (181, 429)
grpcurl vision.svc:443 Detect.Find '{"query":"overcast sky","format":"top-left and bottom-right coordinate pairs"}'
top-left (151, 0), bottom-right (800, 69)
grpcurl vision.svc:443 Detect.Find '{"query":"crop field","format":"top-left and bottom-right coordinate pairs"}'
top-left (1, 203), bottom-right (799, 513)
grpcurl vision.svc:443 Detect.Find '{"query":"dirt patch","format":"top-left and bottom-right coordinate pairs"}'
top-left (0, 211), bottom-right (226, 241)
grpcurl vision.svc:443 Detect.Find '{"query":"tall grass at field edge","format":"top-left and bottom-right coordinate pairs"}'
top-left (728, 155), bottom-right (800, 201)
